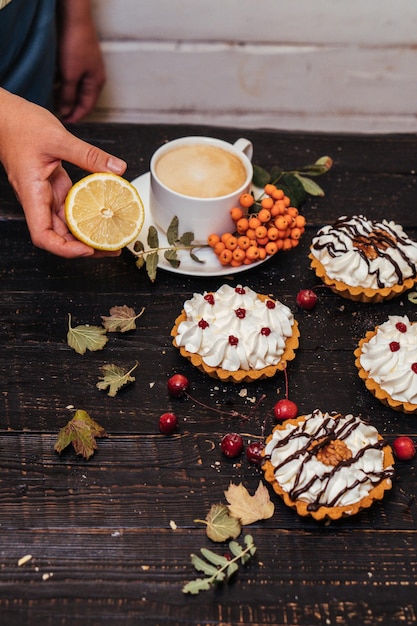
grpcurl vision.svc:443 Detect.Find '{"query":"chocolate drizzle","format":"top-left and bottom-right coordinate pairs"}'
top-left (267, 410), bottom-right (394, 511)
top-left (312, 216), bottom-right (417, 288)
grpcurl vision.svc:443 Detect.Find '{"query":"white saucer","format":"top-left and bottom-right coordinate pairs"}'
top-left (127, 173), bottom-right (267, 277)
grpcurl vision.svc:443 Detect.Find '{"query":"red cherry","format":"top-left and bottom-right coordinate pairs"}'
top-left (246, 441), bottom-right (265, 465)
top-left (389, 341), bottom-right (400, 352)
top-left (296, 289), bottom-right (317, 310)
top-left (393, 436), bottom-right (416, 461)
top-left (395, 322), bottom-right (407, 333)
top-left (159, 412), bottom-right (179, 435)
top-left (167, 374), bottom-right (189, 397)
top-left (220, 433), bottom-right (243, 458)
top-left (274, 399), bottom-right (298, 421)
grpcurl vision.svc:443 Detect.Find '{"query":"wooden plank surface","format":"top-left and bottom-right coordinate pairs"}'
top-left (0, 124), bottom-right (417, 625)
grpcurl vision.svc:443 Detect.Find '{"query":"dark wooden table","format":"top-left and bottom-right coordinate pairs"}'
top-left (1, 123), bottom-right (417, 626)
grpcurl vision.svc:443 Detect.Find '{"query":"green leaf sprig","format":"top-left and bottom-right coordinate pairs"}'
top-left (252, 155), bottom-right (333, 208)
top-left (182, 534), bottom-right (256, 595)
top-left (132, 216), bottom-right (206, 282)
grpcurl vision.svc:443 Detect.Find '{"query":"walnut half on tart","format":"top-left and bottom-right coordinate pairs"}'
top-left (262, 409), bottom-right (394, 521)
top-left (171, 284), bottom-right (299, 383)
top-left (309, 215), bottom-right (417, 303)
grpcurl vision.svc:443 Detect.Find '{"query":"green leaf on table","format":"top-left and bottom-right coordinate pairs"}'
top-left (96, 362), bottom-right (139, 397)
top-left (133, 239), bottom-right (145, 253)
top-left (279, 172), bottom-right (307, 207)
top-left (166, 216), bottom-right (179, 245)
top-left (179, 232), bottom-right (195, 247)
top-left (164, 248), bottom-right (180, 268)
top-left (147, 225), bottom-right (159, 249)
top-left (293, 156), bottom-right (334, 177)
top-left (67, 314), bottom-right (108, 355)
top-left (252, 164), bottom-right (271, 188)
top-left (135, 256), bottom-right (145, 270)
top-left (101, 305), bottom-right (145, 333)
top-left (182, 534), bottom-right (257, 595)
top-left (195, 503), bottom-right (241, 542)
top-left (190, 554), bottom-right (223, 577)
top-left (54, 409), bottom-right (107, 460)
top-left (251, 154), bottom-right (332, 206)
top-left (145, 251), bottom-right (159, 282)
top-left (294, 173), bottom-right (325, 196)
top-left (190, 250), bottom-right (205, 263)
top-left (182, 578), bottom-right (213, 595)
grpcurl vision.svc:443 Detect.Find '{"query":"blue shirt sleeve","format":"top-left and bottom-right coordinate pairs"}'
top-left (0, 0), bottom-right (56, 109)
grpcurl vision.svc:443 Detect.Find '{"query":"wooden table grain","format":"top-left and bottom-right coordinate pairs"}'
top-left (1, 124), bottom-right (417, 626)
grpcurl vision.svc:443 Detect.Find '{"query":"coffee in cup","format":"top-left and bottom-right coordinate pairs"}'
top-left (154, 143), bottom-right (248, 199)
top-left (149, 136), bottom-right (253, 243)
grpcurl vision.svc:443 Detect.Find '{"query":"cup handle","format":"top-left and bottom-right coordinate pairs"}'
top-left (233, 138), bottom-right (253, 161)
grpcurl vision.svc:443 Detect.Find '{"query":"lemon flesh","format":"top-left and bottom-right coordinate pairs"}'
top-left (65, 173), bottom-right (144, 251)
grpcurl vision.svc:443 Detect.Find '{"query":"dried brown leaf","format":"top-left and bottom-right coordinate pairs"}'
top-left (224, 481), bottom-right (274, 525)
top-left (54, 409), bottom-right (107, 460)
top-left (101, 305), bottom-right (145, 333)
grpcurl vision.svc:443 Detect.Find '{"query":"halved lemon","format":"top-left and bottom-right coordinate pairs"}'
top-left (65, 173), bottom-right (145, 250)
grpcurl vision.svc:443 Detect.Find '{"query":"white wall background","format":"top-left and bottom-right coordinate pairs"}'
top-left (89, 0), bottom-right (417, 133)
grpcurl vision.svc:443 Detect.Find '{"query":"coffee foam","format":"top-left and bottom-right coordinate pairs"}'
top-left (155, 144), bottom-right (247, 198)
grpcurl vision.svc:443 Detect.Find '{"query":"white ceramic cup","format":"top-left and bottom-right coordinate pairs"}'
top-left (149, 136), bottom-right (253, 243)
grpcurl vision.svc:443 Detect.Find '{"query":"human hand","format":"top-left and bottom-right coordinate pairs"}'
top-left (55, 1), bottom-right (106, 123)
top-left (0, 89), bottom-right (127, 258)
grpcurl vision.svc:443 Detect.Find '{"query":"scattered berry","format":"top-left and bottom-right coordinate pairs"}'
top-left (274, 399), bottom-right (298, 421)
top-left (246, 441), bottom-right (265, 465)
top-left (296, 289), bottom-right (318, 310)
top-left (220, 433), bottom-right (244, 458)
top-left (393, 436), bottom-right (416, 461)
top-left (167, 373), bottom-right (189, 397)
top-left (159, 412), bottom-right (179, 435)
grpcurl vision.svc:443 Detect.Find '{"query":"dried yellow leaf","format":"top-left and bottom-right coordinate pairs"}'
top-left (224, 481), bottom-right (274, 525)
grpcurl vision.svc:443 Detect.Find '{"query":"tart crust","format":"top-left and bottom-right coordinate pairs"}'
top-left (262, 414), bottom-right (394, 521)
top-left (309, 252), bottom-right (417, 303)
top-left (354, 330), bottom-right (417, 414)
top-left (171, 293), bottom-right (299, 383)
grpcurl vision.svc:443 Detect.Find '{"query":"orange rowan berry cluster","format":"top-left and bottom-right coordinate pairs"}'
top-left (207, 184), bottom-right (306, 267)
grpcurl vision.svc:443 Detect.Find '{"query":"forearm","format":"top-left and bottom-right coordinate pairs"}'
top-left (56, 0), bottom-right (95, 30)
